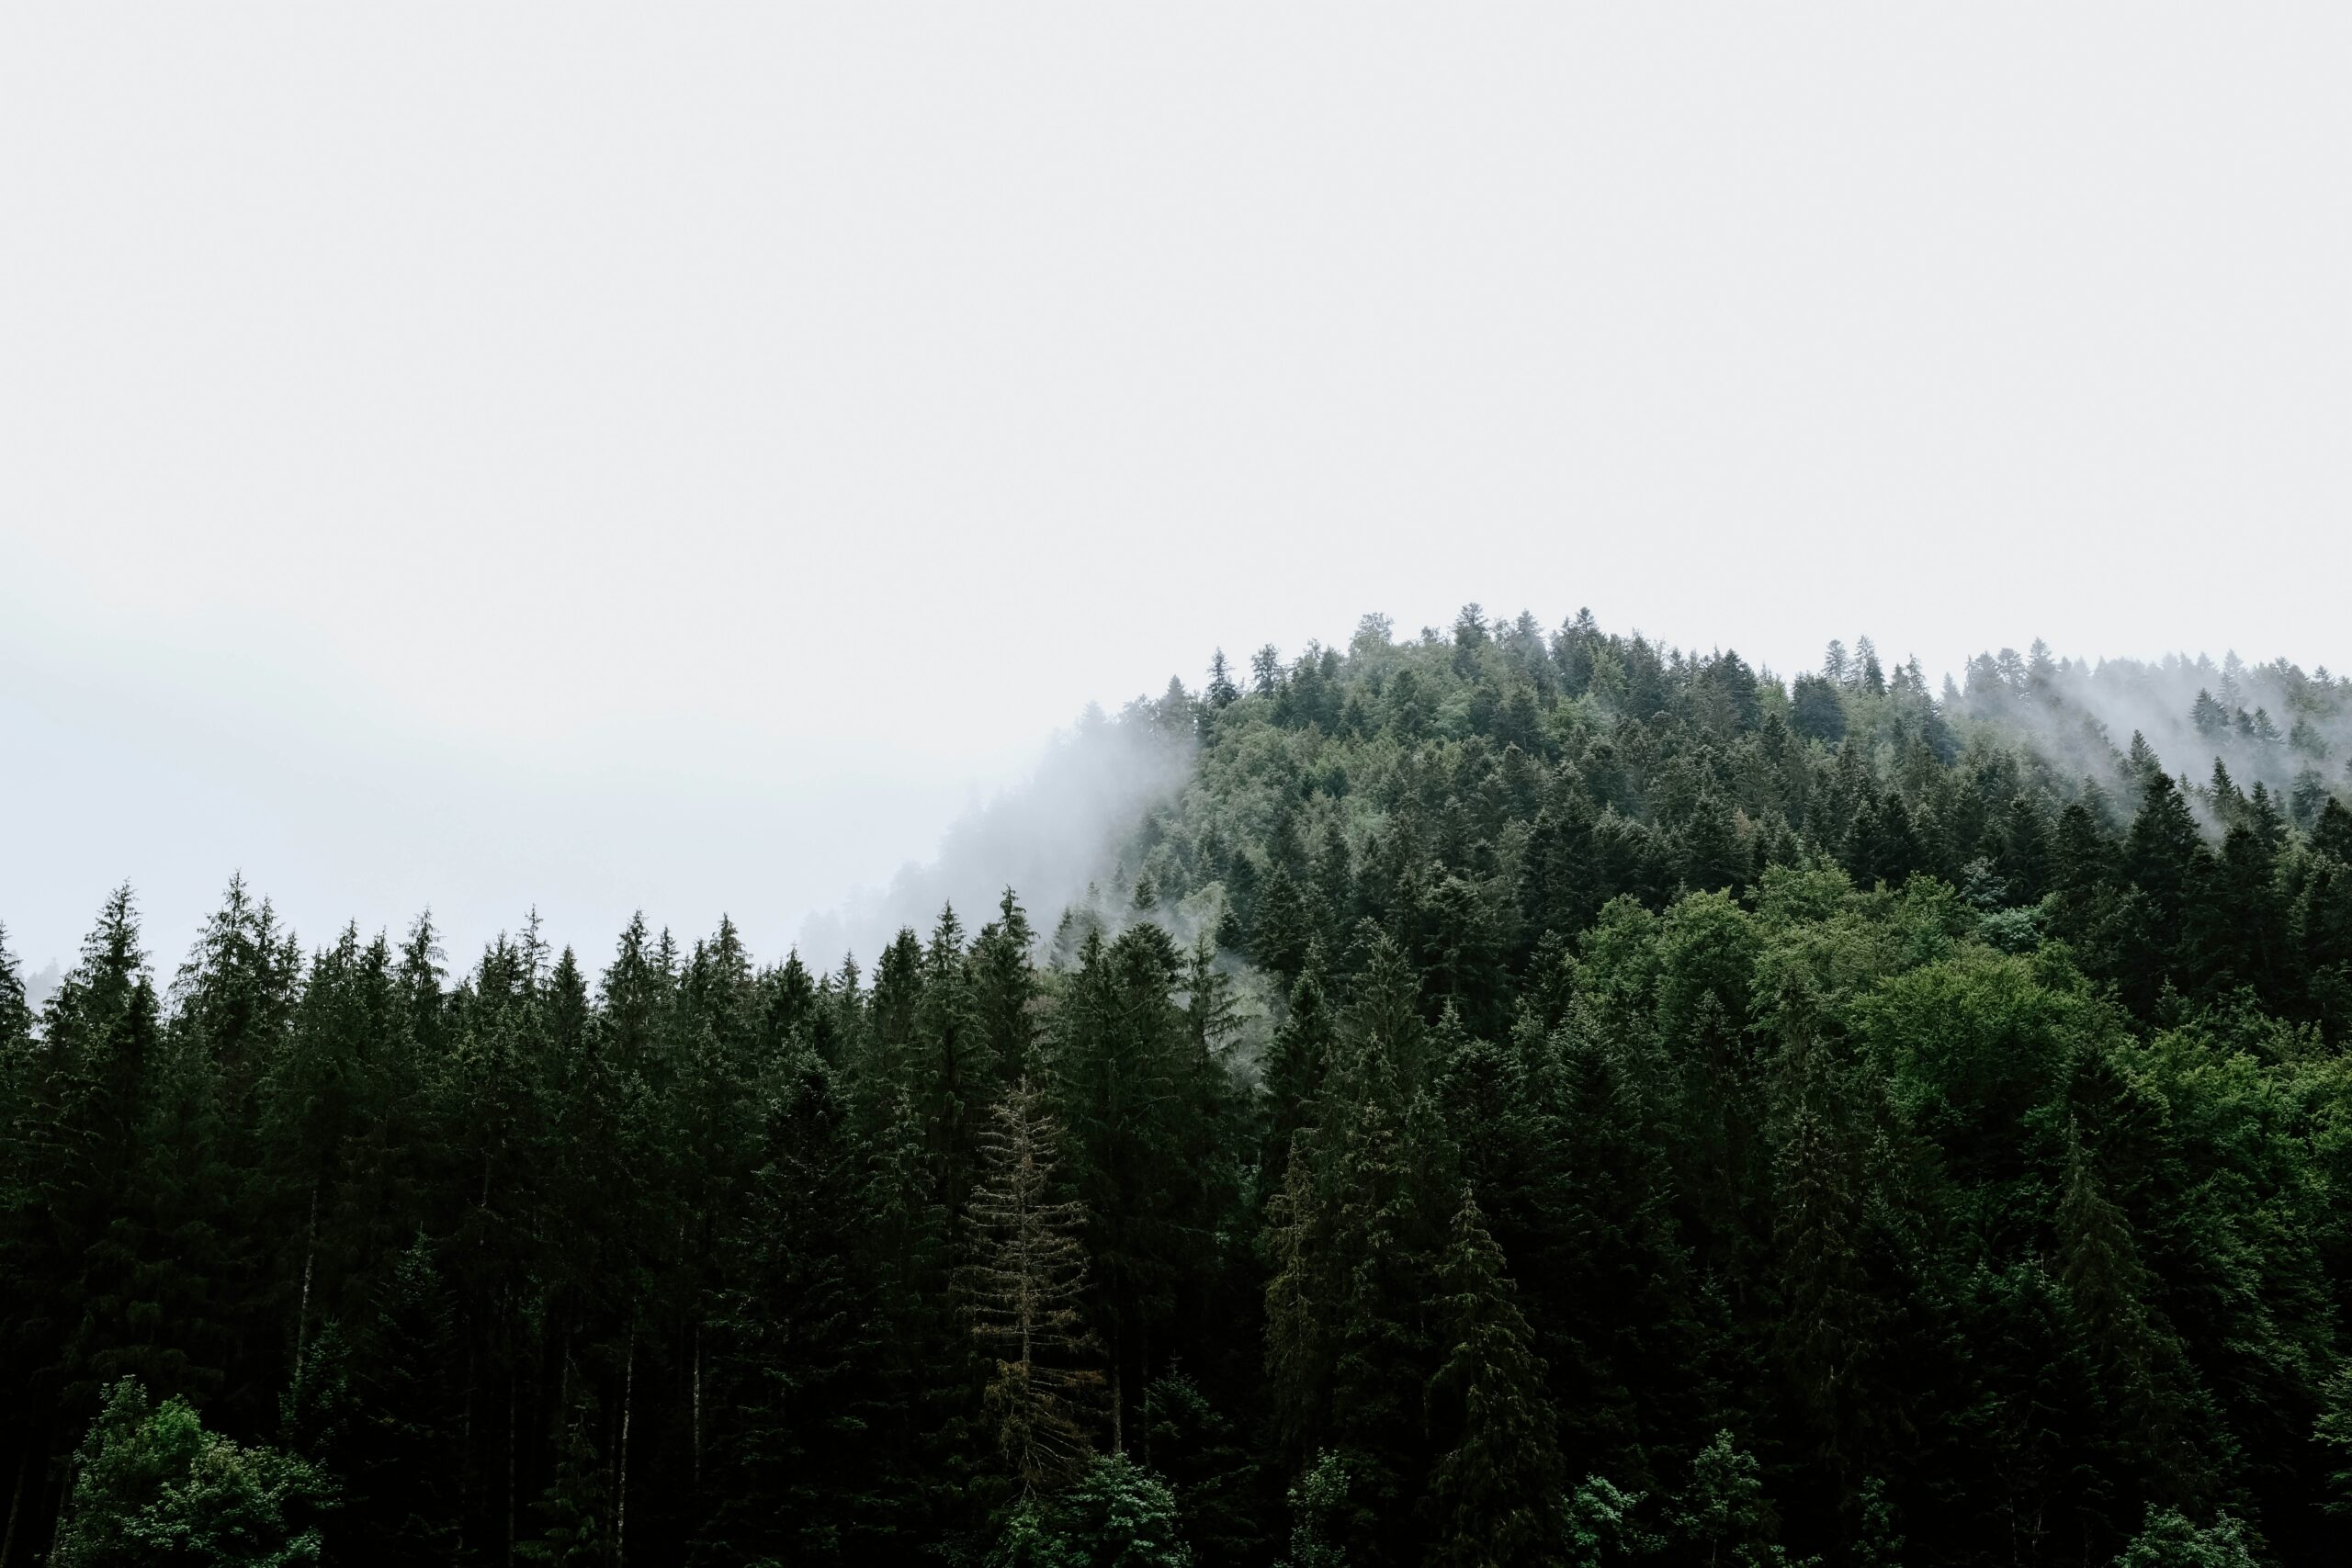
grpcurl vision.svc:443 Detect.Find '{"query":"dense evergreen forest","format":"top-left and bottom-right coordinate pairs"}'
top-left (12, 607), bottom-right (2352, 1566)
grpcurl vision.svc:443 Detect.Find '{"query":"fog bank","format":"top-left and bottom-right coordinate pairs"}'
top-left (1948, 644), bottom-right (2352, 823)
top-left (797, 692), bottom-right (1198, 969)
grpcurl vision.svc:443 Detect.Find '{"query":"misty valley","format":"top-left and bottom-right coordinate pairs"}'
top-left (14, 609), bottom-right (2352, 1567)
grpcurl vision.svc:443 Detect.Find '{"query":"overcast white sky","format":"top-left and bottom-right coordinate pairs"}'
top-left (6, 6), bottom-right (2350, 975)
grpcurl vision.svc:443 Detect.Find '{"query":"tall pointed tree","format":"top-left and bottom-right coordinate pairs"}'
top-left (960, 1079), bottom-right (1104, 1493)
top-left (1422, 1186), bottom-right (1566, 1567)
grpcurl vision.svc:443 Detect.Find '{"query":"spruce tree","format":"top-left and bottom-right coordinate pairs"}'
top-left (0, 920), bottom-right (33, 1053)
top-left (1261, 942), bottom-right (1334, 1186)
top-left (912, 905), bottom-right (994, 1215)
top-left (2054, 1122), bottom-right (2213, 1502)
top-left (1789, 674), bottom-right (1847, 744)
top-left (696, 1041), bottom-right (876, 1563)
top-left (1206, 649), bottom-right (1240, 710)
top-left (1422, 1186), bottom-right (1566, 1567)
top-left (1270, 937), bottom-right (1446, 1564)
top-left (1773, 1097), bottom-right (1871, 1464)
top-left (339, 1231), bottom-right (463, 1566)
top-left (960, 1079), bottom-right (1105, 1492)
top-left (34, 889), bottom-right (179, 1416)
top-left (972, 890), bottom-right (1041, 1083)
top-left (1250, 864), bottom-right (1315, 980)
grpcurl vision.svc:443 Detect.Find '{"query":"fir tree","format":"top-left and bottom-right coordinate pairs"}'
top-left (961, 1079), bottom-right (1105, 1492)
top-left (0, 919), bottom-right (36, 1054)
top-left (1261, 942), bottom-right (1334, 1185)
top-left (1206, 649), bottom-right (1240, 710)
top-left (1773, 1097), bottom-right (1871, 1464)
top-left (1422, 1186), bottom-right (1566, 1567)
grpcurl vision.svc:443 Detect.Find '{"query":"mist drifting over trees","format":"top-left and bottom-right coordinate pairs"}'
top-left (11, 606), bottom-right (2352, 1566)
top-left (797, 704), bottom-right (1198, 969)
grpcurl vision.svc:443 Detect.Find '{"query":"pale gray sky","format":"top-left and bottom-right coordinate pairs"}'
top-left (6, 6), bottom-right (2350, 974)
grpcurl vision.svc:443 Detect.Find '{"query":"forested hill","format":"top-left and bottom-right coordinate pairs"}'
top-left (8, 608), bottom-right (2352, 1567)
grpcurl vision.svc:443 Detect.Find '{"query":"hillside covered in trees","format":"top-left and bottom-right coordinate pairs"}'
top-left (10, 607), bottom-right (2352, 1566)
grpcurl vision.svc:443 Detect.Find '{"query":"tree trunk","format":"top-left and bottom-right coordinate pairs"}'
top-left (458, 1339), bottom-right (477, 1558)
top-left (0, 1437), bottom-right (29, 1568)
top-left (46, 1447), bottom-right (74, 1568)
top-left (505, 1296), bottom-right (517, 1568)
top-left (552, 1321), bottom-right (571, 1448)
top-left (1110, 1330), bottom-right (1125, 1455)
top-left (692, 1322), bottom-right (702, 1493)
top-left (616, 1331), bottom-right (635, 1568)
top-left (293, 1180), bottom-right (319, 1390)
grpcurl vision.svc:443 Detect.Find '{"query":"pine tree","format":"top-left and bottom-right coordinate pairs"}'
top-left (1774, 1095), bottom-right (1871, 1464)
top-left (521, 1382), bottom-right (610, 1567)
top-left (0, 920), bottom-right (45, 1564)
top-left (2054, 1122), bottom-right (2212, 1502)
top-left (2111, 771), bottom-right (2217, 1011)
top-left (1789, 674), bottom-right (1847, 745)
top-left (1251, 646), bottom-right (1283, 698)
top-left (911, 905), bottom-right (995, 1215)
top-left (960, 1079), bottom-right (1105, 1492)
top-left (1992, 795), bottom-right (2054, 905)
top-left (394, 911), bottom-right (448, 1066)
top-left (1206, 650), bottom-right (1240, 710)
top-left (1679, 791), bottom-right (1747, 894)
top-left (1422, 1186), bottom-right (1566, 1567)
top-left (264, 923), bottom-right (400, 1422)
top-left (696, 1041), bottom-right (877, 1563)
top-left (1261, 943), bottom-right (1334, 1184)
top-left (339, 1231), bottom-right (462, 1566)
top-left (1261, 1142), bottom-right (1333, 1461)
top-left (1250, 864), bottom-right (1316, 980)
top-left (855, 1075), bottom-right (956, 1521)
top-left (33, 889), bottom-right (181, 1418)
top-left (973, 890), bottom-right (1041, 1084)
top-left (1267, 937), bottom-right (1446, 1563)
top-left (170, 874), bottom-right (300, 1134)
top-left (0, 920), bottom-right (33, 1053)
top-left (1856, 637), bottom-right (1886, 695)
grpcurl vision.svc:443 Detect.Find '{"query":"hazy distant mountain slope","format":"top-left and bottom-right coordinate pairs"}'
top-left (1069, 615), bottom-right (2258, 1012)
top-left (1103, 608), bottom-right (2351, 1032)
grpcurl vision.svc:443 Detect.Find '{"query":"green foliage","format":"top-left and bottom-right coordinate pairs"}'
top-left (1564, 1474), bottom-right (1659, 1568)
top-left (518, 1390), bottom-right (609, 1567)
top-left (1849, 1477), bottom-right (1902, 1568)
top-left (2113, 1507), bottom-right (2259, 1568)
top-left (962, 1078), bottom-right (1106, 1490)
top-left (1673, 1431), bottom-right (1785, 1568)
top-left (1423, 1187), bottom-right (1566, 1566)
top-left (986, 1454), bottom-right (1193, 1568)
top-left (2317, 1366), bottom-right (2352, 1514)
top-left (1276, 1451), bottom-right (1361, 1568)
top-left (53, 1378), bottom-right (333, 1568)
